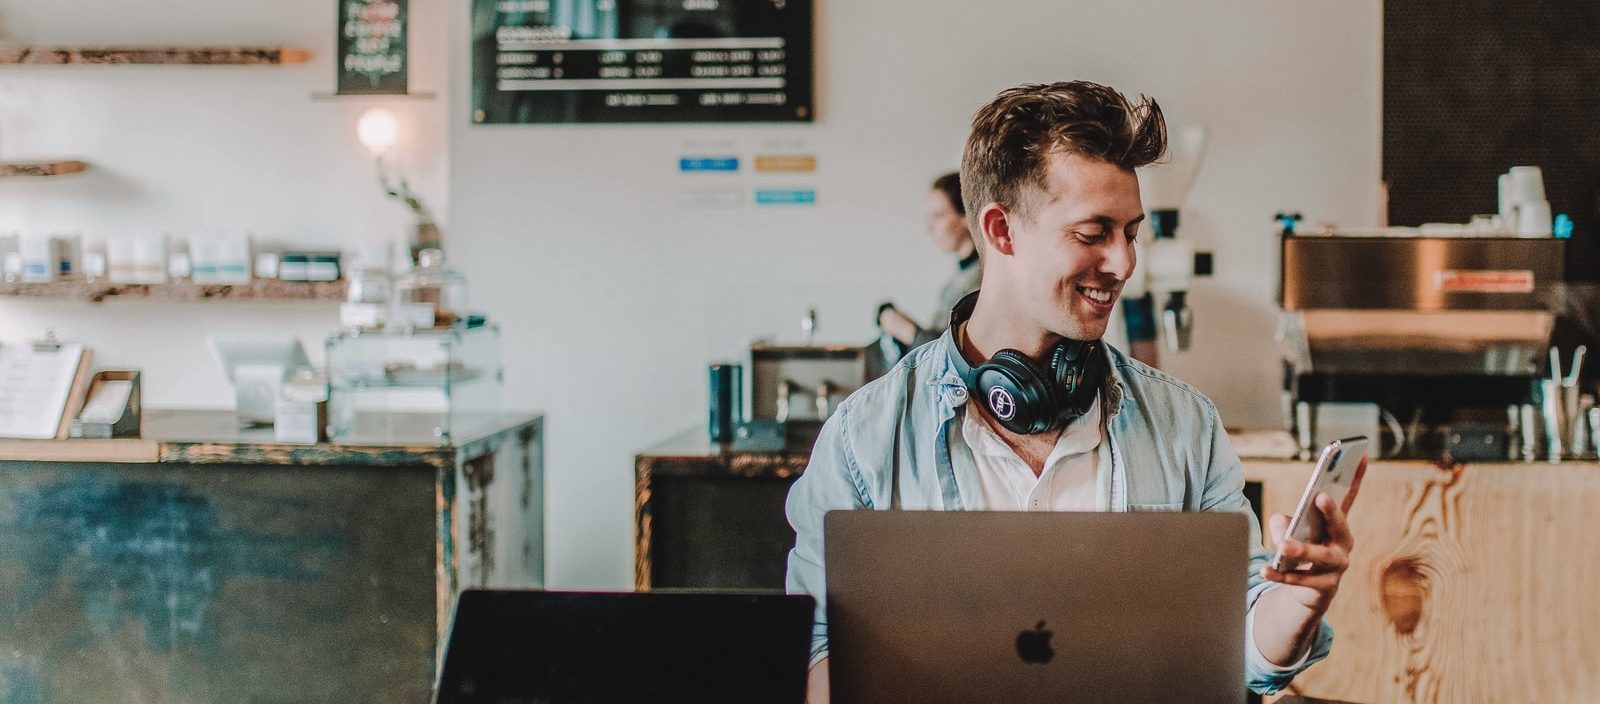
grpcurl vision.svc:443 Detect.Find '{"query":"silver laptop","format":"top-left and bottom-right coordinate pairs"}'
top-left (824, 511), bottom-right (1248, 704)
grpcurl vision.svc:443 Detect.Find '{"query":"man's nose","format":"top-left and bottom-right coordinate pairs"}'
top-left (1099, 238), bottom-right (1136, 280)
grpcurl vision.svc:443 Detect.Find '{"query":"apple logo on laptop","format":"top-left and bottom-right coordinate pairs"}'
top-left (1016, 620), bottom-right (1054, 664)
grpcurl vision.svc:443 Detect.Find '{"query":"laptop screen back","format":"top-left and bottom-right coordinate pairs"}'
top-left (824, 511), bottom-right (1248, 704)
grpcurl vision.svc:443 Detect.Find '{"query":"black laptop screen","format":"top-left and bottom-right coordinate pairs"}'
top-left (435, 590), bottom-right (813, 704)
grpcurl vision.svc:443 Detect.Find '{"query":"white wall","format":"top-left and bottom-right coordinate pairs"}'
top-left (0, 0), bottom-right (449, 404)
top-left (0, 0), bottom-right (1380, 591)
top-left (449, 1), bottom-right (1383, 588)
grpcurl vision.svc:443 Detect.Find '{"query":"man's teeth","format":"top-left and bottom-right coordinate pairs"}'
top-left (1078, 286), bottom-right (1113, 303)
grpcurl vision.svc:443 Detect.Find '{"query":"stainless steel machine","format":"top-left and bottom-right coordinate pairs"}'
top-left (732, 342), bottom-right (869, 451)
top-left (1279, 233), bottom-right (1566, 461)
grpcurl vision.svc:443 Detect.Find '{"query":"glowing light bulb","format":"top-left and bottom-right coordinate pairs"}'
top-left (357, 108), bottom-right (400, 155)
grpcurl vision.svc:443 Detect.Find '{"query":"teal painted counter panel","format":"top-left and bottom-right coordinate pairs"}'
top-left (0, 412), bottom-right (543, 704)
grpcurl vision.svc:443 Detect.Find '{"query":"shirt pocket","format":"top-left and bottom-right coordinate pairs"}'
top-left (1127, 501), bottom-right (1184, 512)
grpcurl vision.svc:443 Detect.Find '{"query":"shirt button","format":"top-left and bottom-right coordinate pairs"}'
top-left (951, 387), bottom-right (968, 403)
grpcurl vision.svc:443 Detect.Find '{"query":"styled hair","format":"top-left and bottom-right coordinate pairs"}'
top-left (931, 171), bottom-right (964, 215)
top-left (960, 81), bottom-right (1167, 251)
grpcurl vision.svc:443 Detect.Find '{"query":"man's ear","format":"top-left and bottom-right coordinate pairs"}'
top-left (978, 204), bottom-right (1015, 257)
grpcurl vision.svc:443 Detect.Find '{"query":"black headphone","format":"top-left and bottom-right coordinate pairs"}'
top-left (945, 291), bottom-right (1108, 435)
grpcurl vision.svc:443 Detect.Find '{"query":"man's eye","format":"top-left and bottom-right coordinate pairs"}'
top-left (1075, 230), bottom-right (1108, 242)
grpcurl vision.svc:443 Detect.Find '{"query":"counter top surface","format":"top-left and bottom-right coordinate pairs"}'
top-left (637, 425), bottom-right (1600, 474)
top-left (639, 426), bottom-right (1318, 463)
top-left (638, 426), bottom-right (736, 459)
top-left (636, 427), bottom-right (811, 478)
top-left (0, 409), bottom-right (542, 468)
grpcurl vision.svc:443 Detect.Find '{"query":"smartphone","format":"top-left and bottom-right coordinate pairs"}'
top-left (1268, 436), bottom-right (1369, 573)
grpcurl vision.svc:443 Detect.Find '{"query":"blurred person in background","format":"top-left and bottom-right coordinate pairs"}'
top-left (877, 172), bottom-right (983, 363)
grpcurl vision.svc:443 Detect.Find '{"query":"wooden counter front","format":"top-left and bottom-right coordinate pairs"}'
top-left (1246, 460), bottom-right (1600, 704)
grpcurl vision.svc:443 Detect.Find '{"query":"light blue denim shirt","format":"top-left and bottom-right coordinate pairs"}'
top-left (784, 329), bottom-right (1333, 695)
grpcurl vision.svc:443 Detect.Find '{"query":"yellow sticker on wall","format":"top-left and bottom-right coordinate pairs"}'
top-left (754, 155), bottom-right (817, 173)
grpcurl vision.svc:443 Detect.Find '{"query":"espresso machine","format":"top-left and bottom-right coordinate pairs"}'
top-left (1279, 231), bottom-right (1565, 461)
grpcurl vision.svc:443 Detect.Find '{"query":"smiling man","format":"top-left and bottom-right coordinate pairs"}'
top-left (786, 81), bottom-right (1348, 702)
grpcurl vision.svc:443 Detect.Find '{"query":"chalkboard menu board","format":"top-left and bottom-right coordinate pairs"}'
top-left (338, 0), bottom-right (408, 95)
top-left (471, 0), bottom-right (812, 124)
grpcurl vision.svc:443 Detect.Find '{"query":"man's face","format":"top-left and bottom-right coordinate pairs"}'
top-left (998, 151), bottom-right (1143, 341)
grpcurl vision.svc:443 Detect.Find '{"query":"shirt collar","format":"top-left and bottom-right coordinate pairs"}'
top-left (961, 395), bottom-right (1102, 459)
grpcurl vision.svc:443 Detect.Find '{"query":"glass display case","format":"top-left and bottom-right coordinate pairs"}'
top-left (325, 325), bottom-right (502, 443)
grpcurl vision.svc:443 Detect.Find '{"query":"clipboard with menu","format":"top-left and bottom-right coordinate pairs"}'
top-left (0, 336), bottom-right (93, 439)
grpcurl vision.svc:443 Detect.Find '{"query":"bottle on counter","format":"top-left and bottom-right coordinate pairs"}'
top-left (392, 248), bottom-right (467, 328)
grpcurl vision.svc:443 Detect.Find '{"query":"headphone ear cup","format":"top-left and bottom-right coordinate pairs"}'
top-left (991, 349), bottom-right (1062, 408)
top-left (1050, 340), bottom-right (1106, 418)
top-left (977, 349), bottom-right (1061, 434)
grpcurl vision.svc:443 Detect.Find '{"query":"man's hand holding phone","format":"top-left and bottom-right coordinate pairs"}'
top-left (1264, 437), bottom-right (1368, 615)
top-left (1262, 482), bottom-right (1360, 612)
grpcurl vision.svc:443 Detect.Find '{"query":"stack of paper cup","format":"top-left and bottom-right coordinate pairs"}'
top-left (1499, 166), bottom-right (1553, 237)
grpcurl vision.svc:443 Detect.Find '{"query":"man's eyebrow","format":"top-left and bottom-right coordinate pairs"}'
top-left (1069, 214), bottom-right (1144, 229)
top-left (1069, 216), bottom-right (1117, 229)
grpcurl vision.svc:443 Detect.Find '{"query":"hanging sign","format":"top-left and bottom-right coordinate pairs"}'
top-left (338, 0), bottom-right (409, 95)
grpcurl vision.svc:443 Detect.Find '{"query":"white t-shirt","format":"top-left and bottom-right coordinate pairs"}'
top-left (960, 397), bottom-right (1103, 511)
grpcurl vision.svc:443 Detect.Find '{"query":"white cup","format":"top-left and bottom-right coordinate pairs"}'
top-left (1517, 199), bottom-right (1553, 237)
top-left (1507, 166), bottom-right (1546, 203)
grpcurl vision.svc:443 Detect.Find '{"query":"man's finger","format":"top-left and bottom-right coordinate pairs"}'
top-left (1268, 513), bottom-right (1290, 544)
top-left (1317, 492), bottom-right (1354, 550)
top-left (1262, 565), bottom-right (1341, 590)
top-left (1276, 539), bottom-right (1349, 573)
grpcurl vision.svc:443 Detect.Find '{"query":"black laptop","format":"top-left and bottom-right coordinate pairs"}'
top-left (433, 589), bottom-right (814, 704)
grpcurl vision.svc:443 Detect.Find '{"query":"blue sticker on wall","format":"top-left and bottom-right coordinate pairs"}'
top-left (679, 157), bottom-right (740, 173)
top-left (754, 189), bottom-right (817, 206)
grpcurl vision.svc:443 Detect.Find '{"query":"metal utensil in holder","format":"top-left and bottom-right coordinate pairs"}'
top-left (1519, 403), bottom-right (1540, 462)
top-left (1589, 407), bottom-right (1600, 459)
top-left (1570, 394), bottom-right (1595, 458)
top-left (1539, 379), bottom-right (1568, 461)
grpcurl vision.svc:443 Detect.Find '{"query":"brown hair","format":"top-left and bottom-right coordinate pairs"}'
top-left (960, 81), bottom-right (1167, 252)
top-left (931, 171), bottom-right (964, 215)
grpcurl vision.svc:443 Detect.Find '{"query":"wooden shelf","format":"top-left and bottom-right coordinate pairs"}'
top-left (0, 279), bottom-right (346, 303)
top-left (310, 90), bottom-right (437, 101)
top-left (0, 46), bottom-right (310, 66)
top-left (0, 160), bottom-right (87, 177)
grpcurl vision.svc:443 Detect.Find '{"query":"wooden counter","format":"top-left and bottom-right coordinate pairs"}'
top-left (635, 427), bottom-right (810, 590)
top-left (1246, 459), bottom-right (1600, 704)
top-left (0, 410), bottom-right (544, 704)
